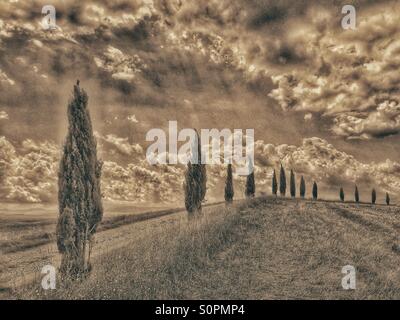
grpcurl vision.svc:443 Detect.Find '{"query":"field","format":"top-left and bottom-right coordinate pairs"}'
top-left (0, 201), bottom-right (178, 292)
top-left (2, 198), bottom-right (400, 299)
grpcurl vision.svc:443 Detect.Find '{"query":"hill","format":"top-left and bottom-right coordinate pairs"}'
top-left (10, 198), bottom-right (400, 299)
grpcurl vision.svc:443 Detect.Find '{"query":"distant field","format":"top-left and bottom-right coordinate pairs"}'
top-left (0, 201), bottom-right (177, 254)
top-left (0, 201), bottom-right (179, 293)
top-left (0, 200), bottom-right (225, 296)
top-left (0, 201), bottom-right (177, 220)
top-left (6, 197), bottom-right (400, 300)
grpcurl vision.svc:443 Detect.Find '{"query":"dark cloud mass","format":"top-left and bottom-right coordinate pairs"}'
top-left (1, 0), bottom-right (400, 203)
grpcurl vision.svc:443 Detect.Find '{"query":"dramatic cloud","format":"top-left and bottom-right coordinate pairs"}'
top-left (0, 136), bottom-right (180, 203)
top-left (3, 0), bottom-right (399, 140)
top-left (1, 0), bottom-right (400, 205)
top-left (0, 110), bottom-right (8, 120)
top-left (0, 70), bottom-right (14, 86)
top-left (0, 137), bottom-right (58, 203)
top-left (1, 135), bottom-right (399, 203)
top-left (95, 132), bottom-right (143, 157)
top-left (267, 1), bottom-right (400, 139)
top-left (255, 137), bottom-right (400, 198)
top-left (94, 46), bottom-right (147, 82)
top-left (101, 160), bottom-right (184, 203)
top-left (332, 101), bottom-right (400, 139)
top-left (127, 114), bottom-right (139, 123)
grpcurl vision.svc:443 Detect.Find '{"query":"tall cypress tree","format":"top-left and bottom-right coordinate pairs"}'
top-left (272, 169), bottom-right (278, 197)
top-left (340, 187), bottom-right (345, 202)
top-left (371, 188), bottom-right (376, 204)
top-left (300, 176), bottom-right (306, 198)
top-left (56, 207), bottom-right (77, 275)
top-left (279, 164), bottom-right (286, 197)
top-left (198, 132), bottom-right (207, 206)
top-left (355, 185), bottom-right (359, 203)
top-left (0, 162), bottom-right (5, 186)
top-left (184, 130), bottom-right (207, 215)
top-left (290, 169), bottom-right (296, 198)
top-left (312, 181), bottom-right (318, 200)
top-left (224, 164), bottom-right (234, 204)
top-left (386, 192), bottom-right (390, 206)
top-left (58, 81), bottom-right (103, 277)
top-left (245, 159), bottom-right (255, 198)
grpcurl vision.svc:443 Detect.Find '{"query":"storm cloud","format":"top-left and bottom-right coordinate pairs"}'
top-left (1, 0), bottom-right (400, 204)
top-left (1, 134), bottom-right (399, 203)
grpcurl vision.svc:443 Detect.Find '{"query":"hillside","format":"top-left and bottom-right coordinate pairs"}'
top-left (8, 197), bottom-right (400, 300)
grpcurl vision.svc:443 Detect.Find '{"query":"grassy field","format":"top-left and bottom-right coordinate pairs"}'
top-left (7, 197), bottom-right (400, 300)
top-left (0, 201), bottom-right (225, 296)
top-left (0, 201), bottom-right (179, 254)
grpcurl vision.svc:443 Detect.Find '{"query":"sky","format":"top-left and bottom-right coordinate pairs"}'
top-left (1, 0), bottom-right (400, 204)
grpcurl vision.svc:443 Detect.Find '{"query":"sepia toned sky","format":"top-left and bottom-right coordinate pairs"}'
top-left (1, 0), bottom-right (400, 204)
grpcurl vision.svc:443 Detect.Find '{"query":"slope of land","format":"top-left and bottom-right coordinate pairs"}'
top-left (8, 197), bottom-right (400, 300)
top-left (0, 201), bottom-right (224, 297)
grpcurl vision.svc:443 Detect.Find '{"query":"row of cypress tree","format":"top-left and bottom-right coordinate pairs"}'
top-left (224, 163), bottom-right (392, 206)
top-left (56, 82), bottom-right (393, 280)
top-left (58, 83), bottom-right (211, 279)
top-left (340, 186), bottom-right (390, 205)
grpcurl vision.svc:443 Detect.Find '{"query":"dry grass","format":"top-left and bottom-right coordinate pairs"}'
top-left (0, 202), bottom-right (224, 255)
top-left (14, 203), bottom-right (243, 299)
top-left (9, 198), bottom-right (400, 299)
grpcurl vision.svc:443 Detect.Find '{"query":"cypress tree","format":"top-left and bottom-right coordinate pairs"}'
top-left (279, 164), bottom-right (286, 197)
top-left (198, 132), bottom-right (207, 206)
top-left (355, 185), bottom-right (359, 203)
top-left (58, 81), bottom-right (103, 278)
top-left (245, 159), bottom-right (255, 198)
top-left (56, 207), bottom-right (77, 276)
top-left (386, 192), bottom-right (390, 206)
top-left (312, 181), bottom-right (318, 200)
top-left (272, 169), bottom-right (278, 197)
top-left (184, 130), bottom-right (207, 216)
top-left (290, 169), bottom-right (296, 198)
top-left (224, 164), bottom-right (234, 204)
top-left (0, 162), bottom-right (5, 185)
top-left (300, 176), bottom-right (306, 198)
top-left (371, 188), bottom-right (376, 204)
top-left (184, 162), bottom-right (196, 213)
top-left (340, 187), bottom-right (345, 202)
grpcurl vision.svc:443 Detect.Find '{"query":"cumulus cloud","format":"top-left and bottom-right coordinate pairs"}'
top-left (0, 135), bottom-right (175, 203)
top-left (0, 110), bottom-right (8, 120)
top-left (102, 160), bottom-right (184, 203)
top-left (94, 46), bottom-right (147, 82)
top-left (304, 113), bottom-right (312, 121)
top-left (332, 101), bottom-right (400, 139)
top-left (0, 1), bottom-right (398, 125)
top-left (0, 70), bottom-right (14, 86)
top-left (127, 114), bottom-right (139, 123)
top-left (0, 135), bottom-right (183, 204)
top-left (0, 137), bottom-right (58, 203)
top-left (95, 132), bottom-right (143, 157)
top-left (1, 0), bottom-right (400, 205)
top-left (1, 134), bottom-right (399, 203)
top-left (267, 2), bottom-right (400, 139)
top-left (254, 136), bottom-right (400, 199)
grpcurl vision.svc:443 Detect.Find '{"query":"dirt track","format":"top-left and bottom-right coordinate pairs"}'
top-left (0, 202), bottom-right (225, 297)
